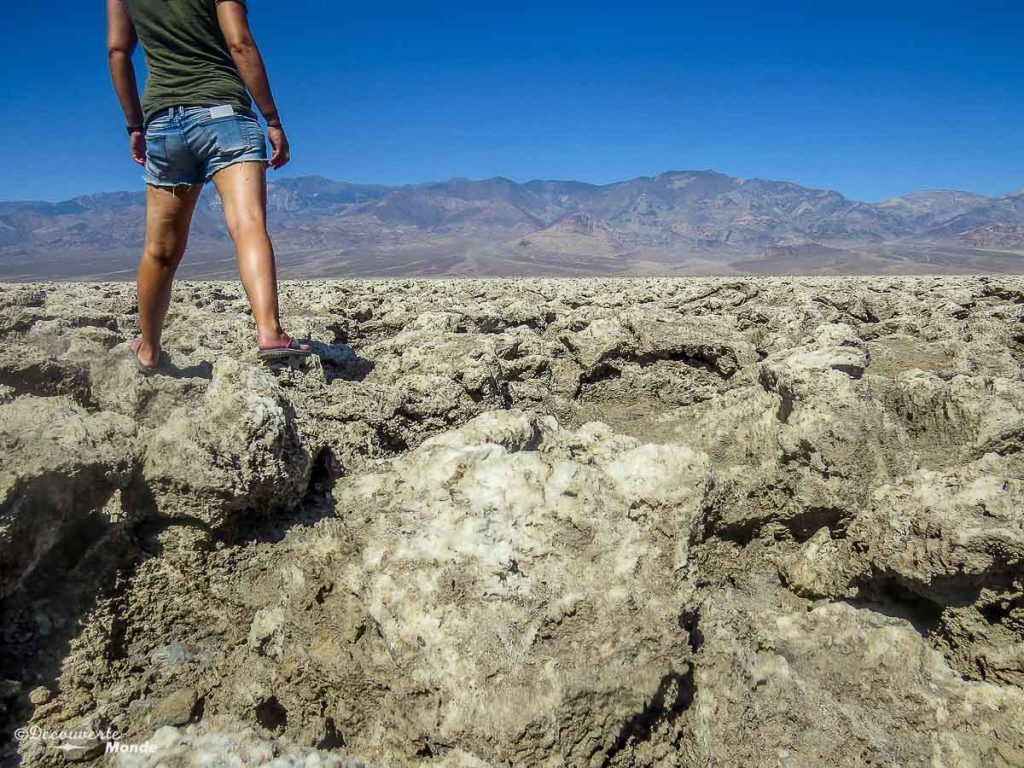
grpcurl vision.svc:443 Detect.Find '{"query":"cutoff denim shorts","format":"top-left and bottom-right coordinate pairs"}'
top-left (143, 105), bottom-right (268, 188)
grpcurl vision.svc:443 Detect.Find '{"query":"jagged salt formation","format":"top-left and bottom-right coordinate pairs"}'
top-left (0, 277), bottom-right (1022, 766)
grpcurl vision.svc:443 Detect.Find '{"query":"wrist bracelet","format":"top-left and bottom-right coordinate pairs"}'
top-left (126, 124), bottom-right (143, 135)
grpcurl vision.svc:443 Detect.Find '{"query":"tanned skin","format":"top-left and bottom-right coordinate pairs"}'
top-left (217, 2), bottom-right (290, 169)
top-left (106, 0), bottom-right (307, 370)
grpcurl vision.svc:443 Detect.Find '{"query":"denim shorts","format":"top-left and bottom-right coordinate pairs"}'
top-left (143, 105), bottom-right (268, 188)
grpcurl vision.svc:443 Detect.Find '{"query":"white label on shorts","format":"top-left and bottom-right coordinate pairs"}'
top-left (209, 105), bottom-right (235, 119)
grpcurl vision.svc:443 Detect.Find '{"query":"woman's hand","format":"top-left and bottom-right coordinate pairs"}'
top-left (130, 131), bottom-right (146, 166)
top-left (267, 125), bottom-right (290, 170)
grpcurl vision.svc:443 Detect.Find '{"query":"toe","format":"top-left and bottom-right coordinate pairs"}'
top-left (284, 334), bottom-right (311, 351)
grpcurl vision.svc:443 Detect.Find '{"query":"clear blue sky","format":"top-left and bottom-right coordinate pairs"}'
top-left (1, 1), bottom-right (1022, 201)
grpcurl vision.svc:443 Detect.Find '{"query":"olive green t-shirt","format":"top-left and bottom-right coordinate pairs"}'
top-left (123, 0), bottom-right (254, 125)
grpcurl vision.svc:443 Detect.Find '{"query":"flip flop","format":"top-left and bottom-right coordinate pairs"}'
top-left (131, 339), bottom-right (164, 375)
top-left (257, 336), bottom-right (313, 362)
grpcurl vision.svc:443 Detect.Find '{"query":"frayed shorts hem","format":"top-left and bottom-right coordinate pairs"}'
top-left (142, 156), bottom-right (266, 190)
top-left (143, 178), bottom-right (204, 190)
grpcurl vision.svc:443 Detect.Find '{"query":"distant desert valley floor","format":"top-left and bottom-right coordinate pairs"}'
top-left (1, 277), bottom-right (1023, 766)
top-left (3, 170), bottom-right (1024, 278)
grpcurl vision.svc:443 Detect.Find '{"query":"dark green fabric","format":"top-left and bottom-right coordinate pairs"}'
top-left (124, 0), bottom-right (253, 125)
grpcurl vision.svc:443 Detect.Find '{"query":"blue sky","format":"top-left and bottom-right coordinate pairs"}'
top-left (1, 1), bottom-right (1022, 201)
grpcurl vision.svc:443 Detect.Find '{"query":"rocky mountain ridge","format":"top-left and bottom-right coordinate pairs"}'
top-left (2, 172), bottom-right (1023, 279)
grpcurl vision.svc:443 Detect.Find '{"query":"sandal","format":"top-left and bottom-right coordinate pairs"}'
top-left (257, 336), bottom-right (313, 361)
top-left (131, 339), bottom-right (164, 375)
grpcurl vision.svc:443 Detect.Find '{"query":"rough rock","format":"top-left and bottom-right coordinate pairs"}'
top-left (141, 357), bottom-right (311, 525)
top-left (148, 643), bottom-right (194, 677)
top-left (0, 277), bottom-right (1021, 766)
top-left (690, 585), bottom-right (1024, 767)
top-left (0, 396), bottom-right (136, 599)
top-left (27, 686), bottom-right (51, 706)
top-left (312, 410), bottom-right (707, 761)
top-left (148, 688), bottom-right (198, 729)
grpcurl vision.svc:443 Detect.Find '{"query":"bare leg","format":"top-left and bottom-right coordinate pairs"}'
top-left (135, 184), bottom-right (203, 368)
top-left (211, 161), bottom-right (306, 349)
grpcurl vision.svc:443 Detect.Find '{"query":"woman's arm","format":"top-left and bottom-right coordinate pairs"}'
top-left (106, 0), bottom-right (145, 165)
top-left (217, 0), bottom-right (290, 169)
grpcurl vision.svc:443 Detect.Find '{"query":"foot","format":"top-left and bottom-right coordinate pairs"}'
top-left (257, 332), bottom-right (311, 352)
top-left (132, 338), bottom-right (161, 369)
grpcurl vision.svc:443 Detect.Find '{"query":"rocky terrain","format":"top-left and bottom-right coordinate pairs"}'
top-left (3, 172), bottom-right (1024, 279)
top-left (0, 276), bottom-right (1023, 766)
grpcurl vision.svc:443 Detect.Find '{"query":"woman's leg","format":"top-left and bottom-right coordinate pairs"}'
top-left (211, 161), bottom-right (306, 349)
top-left (135, 183), bottom-right (203, 367)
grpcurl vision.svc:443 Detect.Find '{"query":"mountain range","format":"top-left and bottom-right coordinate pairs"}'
top-left (2, 170), bottom-right (1023, 279)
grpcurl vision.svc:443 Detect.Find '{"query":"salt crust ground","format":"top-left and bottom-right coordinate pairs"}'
top-left (0, 277), bottom-right (1022, 766)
